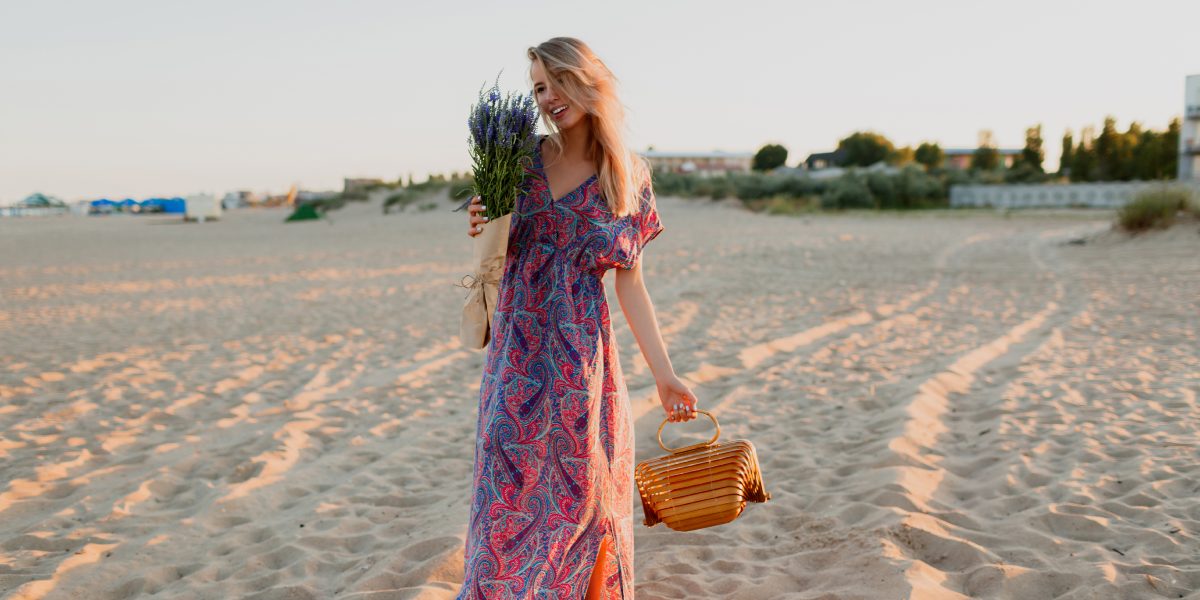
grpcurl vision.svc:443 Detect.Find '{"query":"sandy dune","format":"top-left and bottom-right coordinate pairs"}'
top-left (1, 196), bottom-right (1198, 599)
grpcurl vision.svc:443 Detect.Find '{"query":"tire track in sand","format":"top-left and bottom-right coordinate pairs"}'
top-left (856, 225), bottom-right (1100, 598)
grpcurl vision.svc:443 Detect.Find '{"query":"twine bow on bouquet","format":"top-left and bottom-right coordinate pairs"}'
top-left (455, 76), bottom-right (538, 349)
top-left (454, 265), bottom-right (504, 347)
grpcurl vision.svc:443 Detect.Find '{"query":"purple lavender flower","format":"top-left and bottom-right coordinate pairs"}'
top-left (465, 76), bottom-right (539, 219)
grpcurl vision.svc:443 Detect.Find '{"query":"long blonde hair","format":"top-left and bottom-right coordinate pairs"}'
top-left (527, 37), bottom-right (649, 218)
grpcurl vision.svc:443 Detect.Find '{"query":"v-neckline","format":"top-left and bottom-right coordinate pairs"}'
top-left (536, 136), bottom-right (598, 205)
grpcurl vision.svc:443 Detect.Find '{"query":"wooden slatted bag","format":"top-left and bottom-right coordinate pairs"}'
top-left (635, 410), bottom-right (770, 531)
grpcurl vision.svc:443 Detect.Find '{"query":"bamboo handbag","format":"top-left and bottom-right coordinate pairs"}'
top-left (635, 410), bottom-right (771, 531)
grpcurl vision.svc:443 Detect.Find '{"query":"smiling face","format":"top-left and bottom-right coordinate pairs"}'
top-left (530, 59), bottom-right (586, 132)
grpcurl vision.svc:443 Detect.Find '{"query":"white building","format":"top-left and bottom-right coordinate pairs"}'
top-left (1180, 74), bottom-right (1200, 182)
top-left (640, 149), bottom-right (754, 176)
top-left (185, 193), bottom-right (222, 222)
top-left (952, 181), bottom-right (1200, 209)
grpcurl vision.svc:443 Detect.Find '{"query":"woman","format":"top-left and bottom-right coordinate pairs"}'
top-left (458, 37), bottom-right (700, 599)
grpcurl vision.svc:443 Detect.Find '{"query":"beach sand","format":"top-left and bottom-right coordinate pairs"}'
top-left (1, 196), bottom-right (1198, 599)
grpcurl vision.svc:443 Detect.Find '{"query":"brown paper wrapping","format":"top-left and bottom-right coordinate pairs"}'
top-left (458, 212), bottom-right (512, 349)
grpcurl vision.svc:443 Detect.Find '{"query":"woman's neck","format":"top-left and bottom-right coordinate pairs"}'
top-left (555, 121), bottom-right (592, 163)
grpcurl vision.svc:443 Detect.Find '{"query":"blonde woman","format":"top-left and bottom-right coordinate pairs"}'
top-left (458, 37), bottom-right (700, 599)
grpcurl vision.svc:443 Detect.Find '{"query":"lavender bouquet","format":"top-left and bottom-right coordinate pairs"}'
top-left (461, 79), bottom-right (539, 220)
top-left (456, 78), bottom-right (538, 350)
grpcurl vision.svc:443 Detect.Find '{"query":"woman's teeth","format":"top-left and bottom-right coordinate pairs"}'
top-left (552, 106), bottom-right (567, 116)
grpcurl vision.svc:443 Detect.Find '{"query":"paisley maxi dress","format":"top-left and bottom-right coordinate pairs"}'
top-left (457, 135), bottom-right (664, 599)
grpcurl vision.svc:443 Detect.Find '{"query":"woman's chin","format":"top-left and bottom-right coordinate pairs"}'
top-left (557, 117), bottom-right (586, 132)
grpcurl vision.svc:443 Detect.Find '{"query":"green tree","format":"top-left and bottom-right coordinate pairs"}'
top-left (887, 146), bottom-right (915, 165)
top-left (1132, 129), bottom-right (1162, 180)
top-left (1004, 162), bottom-right (1048, 183)
top-left (914, 142), bottom-right (944, 169)
top-left (836, 131), bottom-right (895, 167)
top-left (752, 144), bottom-right (788, 171)
top-left (1070, 126), bottom-right (1096, 182)
top-left (1030, 118), bottom-right (1183, 182)
top-left (971, 148), bottom-right (1000, 170)
top-left (1163, 117), bottom-right (1181, 178)
top-left (971, 129), bottom-right (1000, 171)
top-left (1094, 116), bottom-right (1120, 180)
top-left (1132, 118), bottom-right (1182, 180)
top-left (821, 173), bottom-right (873, 209)
top-left (865, 171), bottom-right (895, 208)
top-left (1018, 124), bottom-right (1045, 172)
top-left (1059, 130), bottom-right (1074, 177)
top-left (972, 148), bottom-right (1000, 170)
top-left (1113, 122), bottom-right (1142, 181)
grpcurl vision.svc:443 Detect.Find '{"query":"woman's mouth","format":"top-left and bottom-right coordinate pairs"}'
top-left (550, 105), bottom-right (568, 120)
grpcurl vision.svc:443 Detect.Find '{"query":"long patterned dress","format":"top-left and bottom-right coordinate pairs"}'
top-left (458, 135), bottom-right (664, 599)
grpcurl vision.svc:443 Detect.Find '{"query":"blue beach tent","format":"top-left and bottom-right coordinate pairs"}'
top-left (162, 197), bottom-right (186, 213)
top-left (136, 198), bottom-right (184, 214)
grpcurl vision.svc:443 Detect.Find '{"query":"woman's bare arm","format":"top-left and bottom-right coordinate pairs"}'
top-left (613, 260), bottom-right (670, 378)
top-left (614, 258), bottom-right (699, 422)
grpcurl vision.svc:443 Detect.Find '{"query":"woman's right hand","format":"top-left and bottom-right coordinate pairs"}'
top-left (466, 195), bottom-right (488, 237)
top-left (657, 373), bottom-right (699, 423)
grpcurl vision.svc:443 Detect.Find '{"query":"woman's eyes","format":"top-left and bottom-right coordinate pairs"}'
top-left (534, 77), bottom-right (562, 94)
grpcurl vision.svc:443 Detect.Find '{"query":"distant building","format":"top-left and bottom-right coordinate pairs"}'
top-left (640, 149), bottom-right (753, 176)
top-left (221, 190), bottom-right (260, 208)
top-left (1180, 74), bottom-right (1200, 182)
top-left (296, 190), bottom-right (340, 203)
top-left (804, 150), bottom-right (846, 170)
top-left (20, 192), bottom-right (65, 207)
top-left (343, 178), bottom-right (385, 196)
top-left (0, 193), bottom-right (69, 217)
top-left (941, 148), bottom-right (1021, 170)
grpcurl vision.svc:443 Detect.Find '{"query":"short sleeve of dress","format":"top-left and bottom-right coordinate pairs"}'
top-left (636, 176), bottom-right (664, 250)
top-left (616, 174), bottom-right (664, 270)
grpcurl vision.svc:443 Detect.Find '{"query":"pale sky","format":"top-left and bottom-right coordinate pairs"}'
top-left (2, 0), bottom-right (1198, 203)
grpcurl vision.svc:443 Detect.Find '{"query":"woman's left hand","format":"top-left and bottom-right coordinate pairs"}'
top-left (656, 373), bottom-right (699, 422)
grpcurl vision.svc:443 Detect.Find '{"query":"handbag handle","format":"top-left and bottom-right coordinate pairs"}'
top-left (657, 410), bottom-right (721, 454)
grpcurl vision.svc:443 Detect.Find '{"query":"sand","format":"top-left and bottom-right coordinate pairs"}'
top-left (1, 195), bottom-right (1198, 599)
